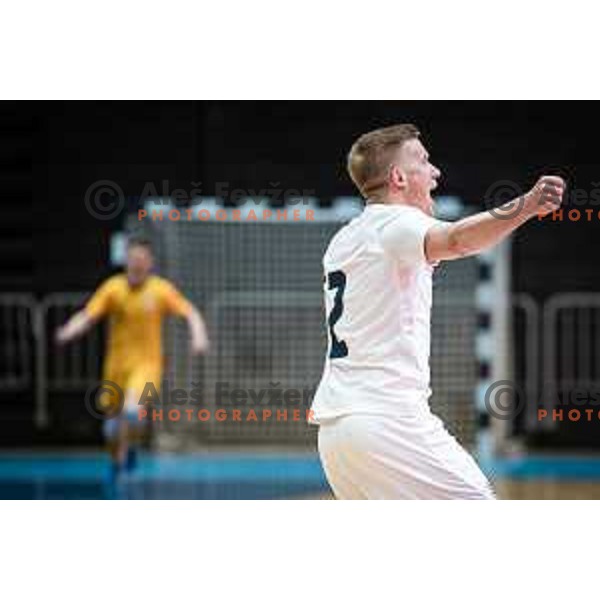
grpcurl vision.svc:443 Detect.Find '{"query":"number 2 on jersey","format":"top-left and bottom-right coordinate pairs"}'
top-left (326, 270), bottom-right (349, 359)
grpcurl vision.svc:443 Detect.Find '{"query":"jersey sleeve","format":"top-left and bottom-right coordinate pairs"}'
top-left (85, 278), bottom-right (116, 320)
top-left (160, 280), bottom-right (193, 318)
top-left (379, 207), bottom-right (442, 265)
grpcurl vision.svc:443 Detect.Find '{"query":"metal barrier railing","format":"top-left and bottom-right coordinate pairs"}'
top-left (3, 290), bottom-right (598, 442)
top-left (0, 294), bottom-right (36, 391)
top-left (35, 292), bottom-right (101, 428)
top-left (514, 294), bottom-right (540, 433)
top-left (541, 293), bottom-right (600, 431)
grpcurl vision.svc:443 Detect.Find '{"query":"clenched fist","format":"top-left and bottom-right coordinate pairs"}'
top-left (525, 175), bottom-right (566, 217)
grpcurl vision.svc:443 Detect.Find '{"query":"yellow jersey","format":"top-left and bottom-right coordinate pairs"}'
top-left (85, 274), bottom-right (192, 373)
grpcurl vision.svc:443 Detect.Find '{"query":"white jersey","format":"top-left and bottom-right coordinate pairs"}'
top-left (311, 203), bottom-right (443, 422)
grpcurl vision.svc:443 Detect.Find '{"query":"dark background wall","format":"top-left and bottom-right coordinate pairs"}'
top-left (20, 100), bottom-right (600, 296)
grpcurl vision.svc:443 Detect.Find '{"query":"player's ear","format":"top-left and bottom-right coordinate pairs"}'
top-left (389, 164), bottom-right (407, 191)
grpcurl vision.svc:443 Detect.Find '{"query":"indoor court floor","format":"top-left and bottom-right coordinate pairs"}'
top-left (0, 451), bottom-right (330, 500)
top-left (3, 451), bottom-right (600, 499)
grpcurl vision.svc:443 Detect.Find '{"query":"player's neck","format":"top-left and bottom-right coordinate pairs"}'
top-left (368, 192), bottom-right (428, 211)
top-left (127, 273), bottom-right (149, 288)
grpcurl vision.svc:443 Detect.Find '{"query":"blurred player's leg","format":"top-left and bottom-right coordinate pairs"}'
top-left (124, 369), bottom-right (160, 472)
top-left (97, 371), bottom-right (126, 485)
top-left (103, 417), bottom-right (123, 484)
top-left (118, 389), bottom-right (140, 474)
top-left (102, 390), bottom-right (140, 486)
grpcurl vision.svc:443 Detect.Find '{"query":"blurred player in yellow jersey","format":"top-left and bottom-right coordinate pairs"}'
top-left (55, 237), bottom-right (209, 481)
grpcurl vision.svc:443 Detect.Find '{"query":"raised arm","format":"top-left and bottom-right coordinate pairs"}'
top-left (186, 307), bottom-right (210, 356)
top-left (55, 279), bottom-right (114, 346)
top-left (162, 280), bottom-right (209, 356)
top-left (425, 175), bottom-right (565, 263)
top-left (55, 310), bottom-right (97, 345)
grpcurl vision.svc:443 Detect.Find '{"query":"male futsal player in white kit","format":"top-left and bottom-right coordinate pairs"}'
top-left (311, 124), bottom-right (565, 499)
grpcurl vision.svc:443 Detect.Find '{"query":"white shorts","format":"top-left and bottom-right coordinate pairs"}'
top-left (317, 411), bottom-right (495, 500)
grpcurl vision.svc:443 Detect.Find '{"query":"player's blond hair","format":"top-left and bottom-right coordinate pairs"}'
top-left (347, 123), bottom-right (420, 201)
